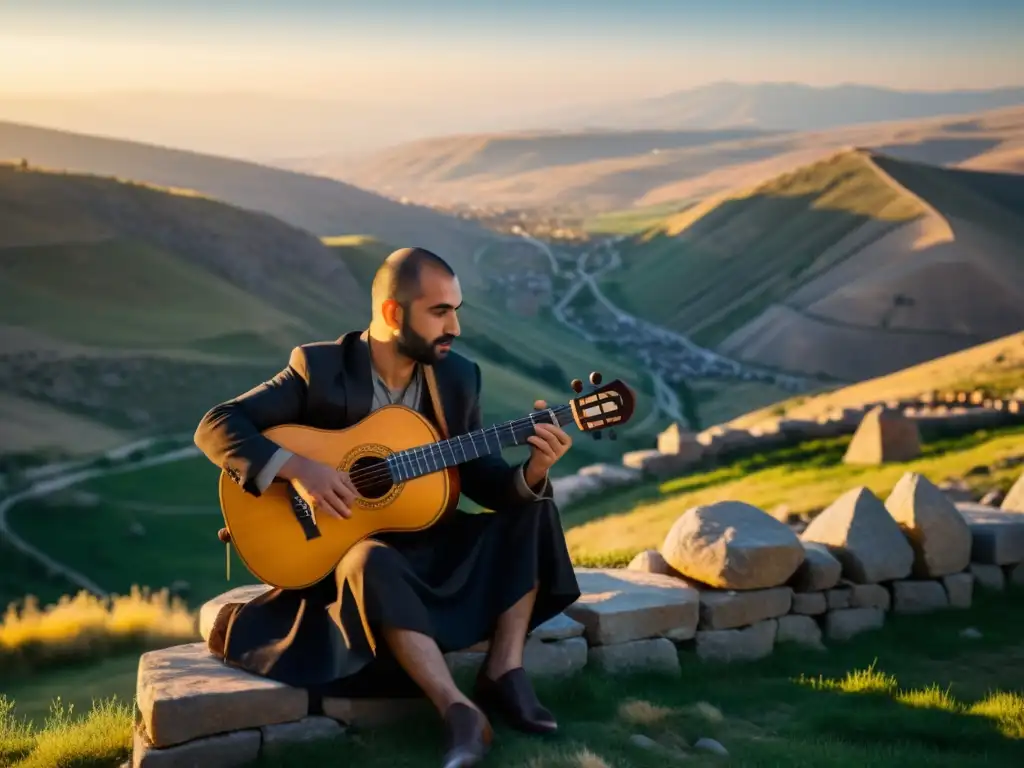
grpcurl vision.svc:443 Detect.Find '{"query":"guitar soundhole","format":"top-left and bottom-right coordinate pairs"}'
top-left (349, 456), bottom-right (394, 500)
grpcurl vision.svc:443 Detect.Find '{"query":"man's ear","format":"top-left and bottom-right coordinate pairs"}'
top-left (382, 298), bottom-right (402, 332)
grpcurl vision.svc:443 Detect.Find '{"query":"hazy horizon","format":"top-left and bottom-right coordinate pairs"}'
top-left (3, 0), bottom-right (1024, 158)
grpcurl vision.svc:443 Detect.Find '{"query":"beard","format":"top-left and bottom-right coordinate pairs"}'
top-left (396, 317), bottom-right (455, 365)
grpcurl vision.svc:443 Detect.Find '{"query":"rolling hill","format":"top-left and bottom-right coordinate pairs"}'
top-left (596, 149), bottom-right (1024, 383)
top-left (0, 120), bottom-right (497, 284)
top-left (0, 165), bottom-right (659, 470)
top-left (284, 107), bottom-right (1024, 215)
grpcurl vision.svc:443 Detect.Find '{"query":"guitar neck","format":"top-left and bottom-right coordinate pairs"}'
top-left (388, 405), bottom-right (575, 482)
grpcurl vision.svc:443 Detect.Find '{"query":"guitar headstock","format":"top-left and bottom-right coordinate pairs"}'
top-left (568, 371), bottom-right (636, 440)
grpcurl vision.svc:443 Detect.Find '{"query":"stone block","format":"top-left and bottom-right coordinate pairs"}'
top-left (321, 697), bottom-right (431, 729)
top-left (956, 503), bottom-right (1024, 565)
top-left (825, 586), bottom-right (852, 609)
top-left (137, 643), bottom-right (307, 748)
top-left (791, 592), bottom-right (827, 615)
top-left (261, 716), bottom-right (345, 753)
top-left (567, 568), bottom-right (700, 645)
top-left (970, 562), bottom-right (1006, 590)
top-left (588, 638), bottom-right (680, 675)
top-left (697, 587), bottom-right (792, 630)
top-left (821, 608), bottom-right (885, 641)
top-left (890, 580), bottom-right (949, 613)
top-left (133, 723), bottom-right (260, 768)
top-left (942, 572), bottom-right (973, 608)
top-left (198, 584), bottom-right (272, 642)
top-left (532, 612), bottom-right (585, 641)
top-left (776, 615), bottom-right (824, 650)
top-left (849, 583), bottom-right (890, 611)
top-left (695, 619), bottom-right (777, 663)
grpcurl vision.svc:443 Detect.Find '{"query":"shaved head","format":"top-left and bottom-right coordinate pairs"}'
top-left (370, 246), bottom-right (462, 364)
top-left (371, 247), bottom-right (456, 312)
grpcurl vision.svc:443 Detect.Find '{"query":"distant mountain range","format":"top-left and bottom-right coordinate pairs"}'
top-left (559, 81), bottom-right (1024, 133)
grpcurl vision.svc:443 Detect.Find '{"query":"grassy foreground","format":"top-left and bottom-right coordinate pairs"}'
top-left (3, 586), bottom-right (1023, 767)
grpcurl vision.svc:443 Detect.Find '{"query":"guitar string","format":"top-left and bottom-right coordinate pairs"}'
top-left (344, 405), bottom-right (574, 486)
top-left (341, 404), bottom-right (586, 487)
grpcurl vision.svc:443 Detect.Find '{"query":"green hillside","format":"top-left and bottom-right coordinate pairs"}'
top-left (594, 150), bottom-right (1024, 384)
top-left (604, 150), bottom-right (928, 347)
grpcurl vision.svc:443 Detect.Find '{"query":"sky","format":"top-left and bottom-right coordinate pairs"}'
top-left (1, 0), bottom-right (1022, 156)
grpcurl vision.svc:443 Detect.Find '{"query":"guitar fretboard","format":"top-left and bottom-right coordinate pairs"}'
top-left (387, 405), bottom-right (575, 482)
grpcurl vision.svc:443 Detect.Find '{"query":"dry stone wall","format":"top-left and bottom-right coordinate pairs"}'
top-left (132, 466), bottom-right (1024, 767)
top-left (555, 390), bottom-right (1024, 510)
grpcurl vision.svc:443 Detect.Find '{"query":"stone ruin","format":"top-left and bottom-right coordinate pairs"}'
top-left (131, 468), bottom-right (1024, 767)
top-left (842, 405), bottom-right (921, 465)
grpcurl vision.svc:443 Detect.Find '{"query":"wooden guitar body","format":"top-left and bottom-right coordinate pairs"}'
top-left (218, 404), bottom-right (460, 590)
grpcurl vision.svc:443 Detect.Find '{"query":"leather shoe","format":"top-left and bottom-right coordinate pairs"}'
top-left (475, 666), bottom-right (557, 734)
top-left (441, 702), bottom-right (493, 768)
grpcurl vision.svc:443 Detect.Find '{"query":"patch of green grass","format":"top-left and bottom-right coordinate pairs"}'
top-left (565, 424), bottom-right (1024, 560)
top-left (582, 200), bottom-right (695, 235)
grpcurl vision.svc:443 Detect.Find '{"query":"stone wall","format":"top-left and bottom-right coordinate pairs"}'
top-left (552, 390), bottom-right (1024, 510)
top-left (131, 467), bottom-right (1024, 767)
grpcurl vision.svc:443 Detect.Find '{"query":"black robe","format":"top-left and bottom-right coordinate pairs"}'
top-left (193, 330), bottom-right (581, 697)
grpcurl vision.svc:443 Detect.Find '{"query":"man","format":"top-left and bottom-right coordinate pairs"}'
top-left (194, 246), bottom-right (582, 768)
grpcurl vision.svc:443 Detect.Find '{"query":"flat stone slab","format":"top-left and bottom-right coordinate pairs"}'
top-left (137, 642), bottom-right (307, 748)
top-left (531, 612), bottom-right (585, 641)
top-left (943, 572), bottom-right (973, 608)
top-left (791, 592), bottom-right (827, 615)
top-left (956, 503), bottom-right (1024, 565)
top-left (588, 638), bottom-right (681, 675)
top-left (969, 562), bottom-right (1005, 590)
top-left (199, 584), bottom-right (273, 642)
top-left (890, 580), bottom-right (949, 613)
top-left (133, 722), bottom-right (261, 767)
top-left (445, 636), bottom-right (587, 679)
top-left (262, 716), bottom-right (345, 753)
top-left (695, 619), bottom-right (777, 663)
top-left (697, 586), bottom-right (792, 630)
top-left (566, 568), bottom-right (700, 645)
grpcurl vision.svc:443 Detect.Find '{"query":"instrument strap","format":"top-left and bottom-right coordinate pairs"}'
top-left (423, 364), bottom-right (451, 440)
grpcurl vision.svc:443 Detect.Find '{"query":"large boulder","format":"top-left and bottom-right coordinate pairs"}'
top-left (884, 472), bottom-right (972, 577)
top-left (801, 487), bottom-right (914, 583)
top-left (843, 406), bottom-right (921, 465)
top-left (660, 501), bottom-right (805, 590)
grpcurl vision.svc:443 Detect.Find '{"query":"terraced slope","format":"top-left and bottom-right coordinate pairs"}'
top-left (604, 150), bottom-right (1024, 382)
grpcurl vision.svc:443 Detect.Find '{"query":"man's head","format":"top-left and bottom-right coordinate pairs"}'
top-left (370, 247), bottom-right (462, 364)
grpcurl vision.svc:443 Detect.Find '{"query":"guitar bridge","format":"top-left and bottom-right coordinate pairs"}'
top-left (286, 487), bottom-right (322, 541)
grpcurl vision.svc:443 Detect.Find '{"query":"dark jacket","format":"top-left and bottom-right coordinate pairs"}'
top-left (193, 329), bottom-right (552, 511)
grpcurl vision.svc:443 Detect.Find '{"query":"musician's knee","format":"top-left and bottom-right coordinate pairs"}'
top-left (338, 539), bottom-right (401, 585)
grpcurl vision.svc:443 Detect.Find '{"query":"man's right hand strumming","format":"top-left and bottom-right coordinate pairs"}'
top-left (279, 454), bottom-right (358, 520)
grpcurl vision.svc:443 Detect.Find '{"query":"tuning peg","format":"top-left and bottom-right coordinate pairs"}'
top-left (570, 378), bottom-right (583, 393)
top-left (592, 431), bottom-right (602, 440)
top-left (589, 371), bottom-right (603, 386)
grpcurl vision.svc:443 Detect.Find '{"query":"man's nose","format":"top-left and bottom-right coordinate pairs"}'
top-left (446, 313), bottom-right (461, 336)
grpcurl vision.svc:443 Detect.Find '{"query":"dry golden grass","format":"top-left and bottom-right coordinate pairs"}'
top-left (0, 587), bottom-right (196, 676)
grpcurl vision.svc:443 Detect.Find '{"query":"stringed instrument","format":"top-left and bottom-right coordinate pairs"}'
top-left (217, 371), bottom-right (636, 589)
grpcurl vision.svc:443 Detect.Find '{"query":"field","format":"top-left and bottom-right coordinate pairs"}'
top-left (4, 586), bottom-right (1024, 767)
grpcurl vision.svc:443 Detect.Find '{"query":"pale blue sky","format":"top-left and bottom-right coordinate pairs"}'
top-left (3, 0), bottom-right (1023, 98)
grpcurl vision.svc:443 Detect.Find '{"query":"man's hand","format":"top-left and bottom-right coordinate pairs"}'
top-left (525, 399), bottom-right (572, 485)
top-left (278, 454), bottom-right (358, 520)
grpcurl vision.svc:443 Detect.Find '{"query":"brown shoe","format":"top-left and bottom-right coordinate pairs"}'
top-left (441, 703), bottom-right (493, 768)
top-left (474, 666), bottom-right (557, 734)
